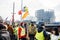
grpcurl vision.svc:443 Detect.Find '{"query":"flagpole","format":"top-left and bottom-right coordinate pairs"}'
top-left (20, 0), bottom-right (23, 22)
top-left (12, 2), bottom-right (15, 27)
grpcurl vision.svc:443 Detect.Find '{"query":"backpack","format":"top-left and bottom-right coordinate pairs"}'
top-left (0, 29), bottom-right (11, 40)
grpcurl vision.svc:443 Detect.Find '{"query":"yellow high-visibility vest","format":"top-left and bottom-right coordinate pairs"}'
top-left (21, 27), bottom-right (25, 36)
top-left (14, 27), bottom-right (18, 35)
top-left (35, 31), bottom-right (45, 40)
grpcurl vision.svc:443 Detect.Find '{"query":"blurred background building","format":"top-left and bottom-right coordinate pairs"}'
top-left (35, 9), bottom-right (55, 23)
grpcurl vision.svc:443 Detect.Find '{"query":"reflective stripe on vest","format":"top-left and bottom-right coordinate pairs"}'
top-left (35, 31), bottom-right (45, 40)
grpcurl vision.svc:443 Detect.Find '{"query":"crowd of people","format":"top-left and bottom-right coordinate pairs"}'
top-left (0, 17), bottom-right (60, 40)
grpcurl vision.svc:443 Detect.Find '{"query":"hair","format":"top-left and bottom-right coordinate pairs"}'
top-left (53, 27), bottom-right (59, 36)
top-left (38, 26), bottom-right (43, 32)
top-left (20, 22), bottom-right (24, 26)
top-left (31, 23), bottom-right (34, 26)
top-left (37, 23), bottom-right (45, 32)
top-left (7, 24), bottom-right (9, 26)
top-left (0, 23), bottom-right (6, 30)
top-left (24, 23), bottom-right (27, 27)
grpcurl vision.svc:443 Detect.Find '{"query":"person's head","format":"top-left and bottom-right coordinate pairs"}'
top-left (38, 23), bottom-right (45, 32)
top-left (0, 16), bottom-right (3, 23)
top-left (0, 23), bottom-right (6, 30)
top-left (41, 23), bottom-right (45, 29)
top-left (24, 23), bottom-right (27, 27)
top-left (20, 22), bottom-right (25, 28)
top-left (30, 22), bottom-right (34, 26)
top-left (31, 23), bottom-right (34, 26)
top-left (52, 27), bottom-right (59, 36)
top-left (7, 24), bottom-right (9, 26)
top-left (38, 27), bottom-right (43, 32)
top-left (20, 22), bottom-right (23, 26)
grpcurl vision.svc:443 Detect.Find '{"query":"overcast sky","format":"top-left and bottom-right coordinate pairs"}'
top-left (0, 0), bottom-right (60, 22)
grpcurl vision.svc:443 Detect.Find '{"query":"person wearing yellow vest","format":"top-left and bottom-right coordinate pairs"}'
top-left (14, 26), bottom-right (18, 40)
top-left (35, 23), bottom-right (49, 40)
top-left (18, 22), bottom-right (27, 40)
top-left (28, 23), bottom-right (37, 40)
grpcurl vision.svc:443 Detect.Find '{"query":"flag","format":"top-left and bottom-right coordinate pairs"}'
top-left (18, 10), bottom-right (22, 15)
top-left (22, 11), bottom-right (29, 19)
top-left (5, 17), bottom-right (8, 21)
top-left (22, 6), bottom-right (29, 19)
